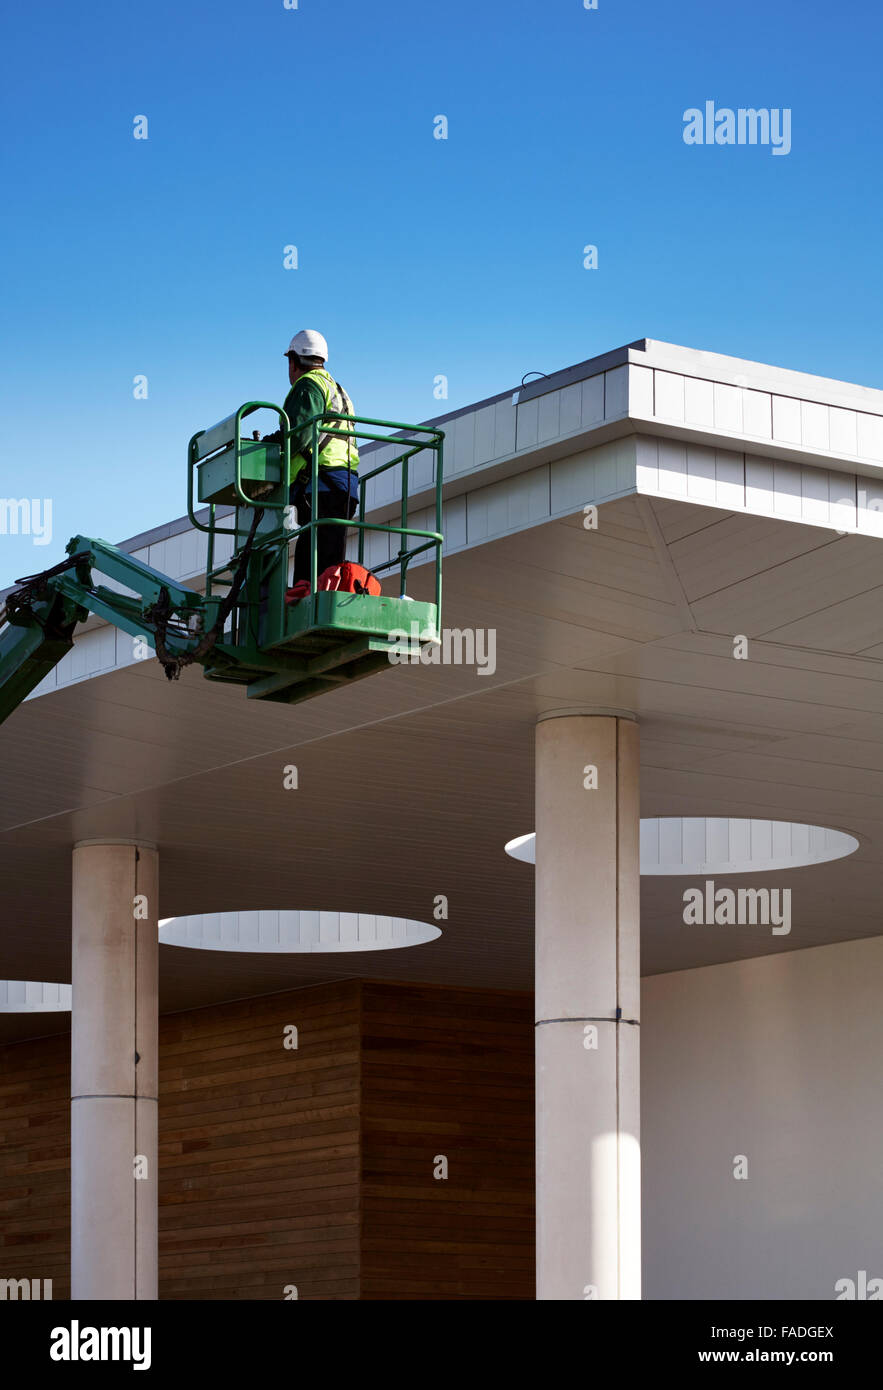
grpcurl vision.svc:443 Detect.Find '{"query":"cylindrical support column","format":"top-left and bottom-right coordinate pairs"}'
top-left (535, 710), bottom-right (641, 1300)
top-left (71, 839), bottom-right (159, 1300)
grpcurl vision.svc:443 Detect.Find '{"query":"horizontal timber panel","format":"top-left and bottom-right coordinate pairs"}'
top-left (360, 981), bottom-right (534, 1301)
top-left (0, 981), bottom-right (360, 1301)
top-left (0, 979), bottom-right (535, 1299)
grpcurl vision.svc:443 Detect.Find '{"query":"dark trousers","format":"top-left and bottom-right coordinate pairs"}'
top-left (291, 479), bottom-right (358, 585)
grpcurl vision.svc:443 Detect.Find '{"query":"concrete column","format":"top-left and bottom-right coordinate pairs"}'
top-left (534, 710), bottom-right (640, 1300)
top-left (71, 840), bottom-right (158, 1300)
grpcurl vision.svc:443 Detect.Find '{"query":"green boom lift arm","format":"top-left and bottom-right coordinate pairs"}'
top-left (0, 403), bottom-right (444, 729)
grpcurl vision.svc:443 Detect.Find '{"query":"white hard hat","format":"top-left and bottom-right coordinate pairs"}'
top-left (285, 329), bottom-right (328, 362)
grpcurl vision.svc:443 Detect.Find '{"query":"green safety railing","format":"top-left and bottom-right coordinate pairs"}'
top-left (187, 403), bottom-right (444, 633)
top-left (187, 400), bottom-right (290, 611)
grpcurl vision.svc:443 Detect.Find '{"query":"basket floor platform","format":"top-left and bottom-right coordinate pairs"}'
top-left (204, 591), bottom-right (438, 707)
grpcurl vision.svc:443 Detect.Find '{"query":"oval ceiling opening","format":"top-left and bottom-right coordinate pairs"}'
top-left (505, 818), bottom-right (859, 875)
top-left (159, 910), bottom-right (441, 953)
top-left (0, 981), bottom-right (71, 1013)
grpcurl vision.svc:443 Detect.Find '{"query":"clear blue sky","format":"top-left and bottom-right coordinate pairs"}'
top-left (2, 0), bottom-right (881, 582)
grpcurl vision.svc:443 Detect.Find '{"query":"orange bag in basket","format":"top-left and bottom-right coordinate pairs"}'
top-left (317, 563), bottom-right (381, 596)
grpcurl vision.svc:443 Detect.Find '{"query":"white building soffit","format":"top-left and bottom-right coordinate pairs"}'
top-left (17, 340), bottom-right (883, 704)
top-left (505, 819), bottom-right (859, 875)
top-left (357, 337), bottom-right (883, 512)
top-left (128, 341), bottom-right (883, 583)
top-left (76, 339), bottom-right (883, 575)
top-left (159, 910), bottom-right (441, 953)
top-left (0, 980), bottom-right (71, 1012)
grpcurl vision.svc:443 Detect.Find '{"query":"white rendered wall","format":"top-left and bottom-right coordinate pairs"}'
top-left (642, 935), bottom-right (883, 1300)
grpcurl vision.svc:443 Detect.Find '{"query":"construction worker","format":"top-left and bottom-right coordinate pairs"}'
top-left (271, 329), bottom-right (359, 598)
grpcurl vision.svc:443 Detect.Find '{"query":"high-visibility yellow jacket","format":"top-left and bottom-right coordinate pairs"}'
top-left (284, 368), bottom-right (359, 485)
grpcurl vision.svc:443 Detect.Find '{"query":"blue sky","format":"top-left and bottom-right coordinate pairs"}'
top-left (2, 0), bottom-right (881, 581)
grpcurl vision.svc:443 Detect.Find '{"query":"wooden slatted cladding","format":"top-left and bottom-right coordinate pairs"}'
top-left (361, 981), bottom-right (535, 1300)
top-left (0, 1030), bottom-right (70, 1297)
top-left (0, 979), bottom-right (534, 1299)
top-left (0, 981), bottom-right (361, 1302)
top-left (158, 979), bottom-right (361, 1300)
